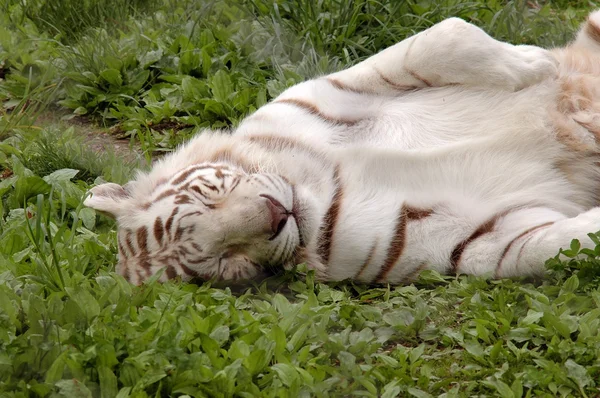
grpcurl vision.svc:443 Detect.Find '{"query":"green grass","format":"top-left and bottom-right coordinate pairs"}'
top-left (2, 0), bottom-right (600, 396)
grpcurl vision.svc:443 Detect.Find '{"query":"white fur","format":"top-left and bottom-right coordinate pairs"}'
top-left (85, 14), bottom-right (600, 284)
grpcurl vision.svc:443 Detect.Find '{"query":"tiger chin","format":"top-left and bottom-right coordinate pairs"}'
top-left (86, 11), bottom-right (600, 285)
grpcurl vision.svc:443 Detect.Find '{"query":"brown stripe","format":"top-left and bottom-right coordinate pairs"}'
top-left (166, 265), bottom-right (177, 279)
top-left (404, 206), bottom-right (433, 220)
top-left (118, 239), bottom-right (128, 259)
top-left (375, 205), bottom-right (408, 282)
top-left (355, 240), bottom-right (378, 280)
top-left (401, 36), bottom-right (433, 87)
top-left (276, 98), bottom-right (357, 126)
top-left (180, 263), bottom-right (197, 276)
top-left (405, 68), bottom-right (433, 87)
top-left (218, 168), bottom-right (229, 190)
top-left (178, 211), bottom-right (203, 222)
top-left (136, 268), bottom-right (145, 283)
top-left (172, 165), bottom-right (212, 185)
top-left (154, 189), bottom-right (178, 203)
top-left (246, 134), bottom-right (328, 164)
top-left (165, 207), bottom-right (179, 234)
top-left (125, 229), bottom-right (135, 256)
top-left (174, 225), bottom-right (186, 241)
top-left (153, 217), bottom-right (164, 245)
top-left (316, 165), bottom-right (343, 264)
top-left (174, 194), bottom-right (192, 204)
top-left (189, 174), bottom-right (211, 185)
top-left (374, 204), bottom-right (432, 282)
top-left (450, 214), bottom-right (502, 273)
top-left (230, 175), bottom-right (241, 192)
top-left (187, 256), bottom-right (209, 265)
top-left (375, 67), bottom-right (420, 91)
top-left (495, 222), bottom-right (555, 278)
top-left (203, 182), bottom-right (219, 192)
top-left (136, 227), bottom-right (149, 254)
top-left (138, 257), bottom-right (151, 272)
top-left (586, 17), bottom-right (600, 43)
top-left (214, 167), bottom-right (225, 179)
top-left (516, 235), bottom-right (538, 265)
top-left (189, 185), bottom-right (208, 198)
top-left (326, 77), bottom-right (365, 94)
top-left (250, 260), bottom-right (262, 271)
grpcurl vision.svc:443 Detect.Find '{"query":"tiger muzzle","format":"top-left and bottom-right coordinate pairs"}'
top-left (261, 194), bottom-right (291, 241)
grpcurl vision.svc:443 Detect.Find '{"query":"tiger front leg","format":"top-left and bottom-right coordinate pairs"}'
top-left (495, 207), bottom-right (600, 278)
top-left (455, 207), bottom-right (600, 279)
top-left (326, 18), bottom-right (558, 95)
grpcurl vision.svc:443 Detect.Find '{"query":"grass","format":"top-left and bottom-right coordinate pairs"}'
top-left (1, 0), bottom-right (600, 396)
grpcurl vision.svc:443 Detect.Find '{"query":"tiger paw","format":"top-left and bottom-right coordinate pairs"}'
top-left (495, 44), bottom-right (558, 91)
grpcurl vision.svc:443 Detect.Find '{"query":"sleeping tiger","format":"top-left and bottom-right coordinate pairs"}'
top-left (85, 11), bottom-right (600, 285)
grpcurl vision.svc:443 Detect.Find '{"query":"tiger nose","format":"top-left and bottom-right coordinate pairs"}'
top-left (261, 194), bottom-right (289, 238)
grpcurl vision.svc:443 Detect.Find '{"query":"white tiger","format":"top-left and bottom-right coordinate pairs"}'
top-left (85, 12), bottom-right (600, 285)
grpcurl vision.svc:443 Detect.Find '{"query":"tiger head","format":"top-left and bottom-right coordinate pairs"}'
top-left (84, 162), bottom-right (319, 284)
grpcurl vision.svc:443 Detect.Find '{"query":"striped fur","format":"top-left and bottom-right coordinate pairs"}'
top-left (85, 12), bottom-right (600, 285)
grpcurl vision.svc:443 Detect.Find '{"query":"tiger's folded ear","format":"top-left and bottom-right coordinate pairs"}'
top-left (83, 182), bottom-right (131, 219)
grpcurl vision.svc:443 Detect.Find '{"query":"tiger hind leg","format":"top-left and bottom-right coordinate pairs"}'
top-left (326, 17), bottom-right (558, 95)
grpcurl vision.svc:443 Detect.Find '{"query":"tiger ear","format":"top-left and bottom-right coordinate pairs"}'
top-left (83, 182), bottom-right (130, 218)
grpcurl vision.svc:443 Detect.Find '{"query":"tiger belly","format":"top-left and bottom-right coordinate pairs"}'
top-left (312, 125), bottom-right (598, 283)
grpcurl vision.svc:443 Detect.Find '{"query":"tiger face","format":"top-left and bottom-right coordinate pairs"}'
top-left (84, 163), bottom-right (312, 284)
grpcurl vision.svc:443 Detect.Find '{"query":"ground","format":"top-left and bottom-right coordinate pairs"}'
top-left (1, 0), bottom-right (600, 397)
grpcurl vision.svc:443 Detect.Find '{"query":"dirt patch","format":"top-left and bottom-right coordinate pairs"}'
top-left (34, 110), bottom-right (144, 164)
top-left (83, 129), bottom-right (142, 163)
